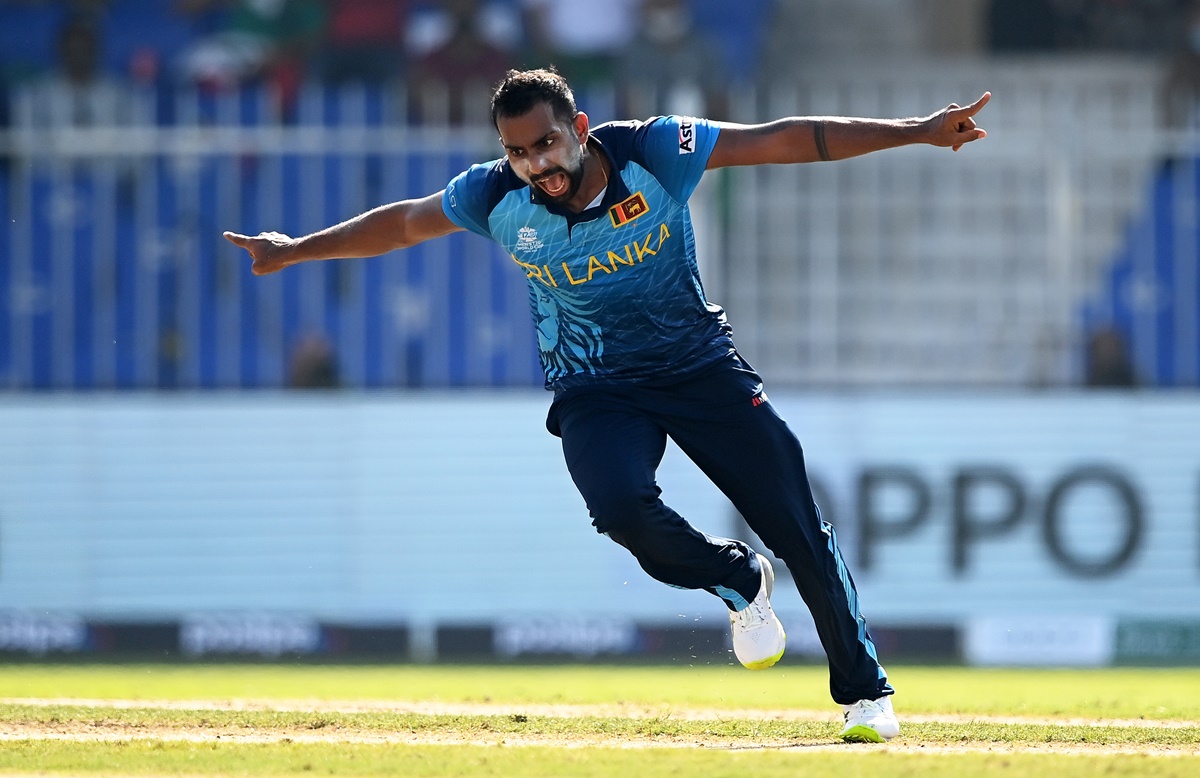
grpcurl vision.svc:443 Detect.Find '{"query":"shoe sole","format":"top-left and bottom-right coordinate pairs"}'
top-left (742, 647), bottom-right (785, 671)
top-left (840, 725), bottom-right (888, 743)
top-left (741, 554), bottom-right (783, 670)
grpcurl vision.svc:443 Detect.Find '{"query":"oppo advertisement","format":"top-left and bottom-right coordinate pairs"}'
top-left (1, 392), bottom-right (1197, 664)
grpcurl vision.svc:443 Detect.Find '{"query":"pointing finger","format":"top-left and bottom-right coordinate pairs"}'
top-left (962, 91), bottom-right (991, 117)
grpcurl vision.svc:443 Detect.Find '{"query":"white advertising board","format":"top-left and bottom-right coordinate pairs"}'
top-left (1, 392), bottom-right (1196, 632)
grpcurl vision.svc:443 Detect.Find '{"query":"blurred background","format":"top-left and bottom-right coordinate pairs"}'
top-left (1, 0), bottom-right (1198, 668)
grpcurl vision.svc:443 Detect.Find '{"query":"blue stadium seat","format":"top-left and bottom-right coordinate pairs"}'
top-left (1085, 156), bottom-right (1200, 387)
top-left (0, 3), bottom-right (67, 80)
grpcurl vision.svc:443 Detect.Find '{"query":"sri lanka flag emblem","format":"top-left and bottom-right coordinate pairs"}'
top-left (609, 192), bottom-right (650, 228)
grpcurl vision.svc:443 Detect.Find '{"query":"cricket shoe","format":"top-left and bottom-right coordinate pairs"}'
top-left (840, 696), bottom-right (900, 742)
top-left (729, 553), bottom-right (786, 670)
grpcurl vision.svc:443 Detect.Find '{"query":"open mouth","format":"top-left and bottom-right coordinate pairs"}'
top-left (536, 172), bottom-right (570, 198)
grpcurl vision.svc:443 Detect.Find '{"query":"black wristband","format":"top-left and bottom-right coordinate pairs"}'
top-left (814, 121), bottom-right (832, 162)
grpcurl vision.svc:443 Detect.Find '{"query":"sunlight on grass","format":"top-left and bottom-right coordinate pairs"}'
top-left (3, 663), bottom-right (1199, 720)
top-left (1, 664), bottom-right (1197, 777)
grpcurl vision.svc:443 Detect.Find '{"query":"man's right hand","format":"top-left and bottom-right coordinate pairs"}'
top-left (223, 230), bottom-right (297, 276)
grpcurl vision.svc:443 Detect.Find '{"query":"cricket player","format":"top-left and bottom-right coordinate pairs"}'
top-left (225, 68), bottom-right (989, 742)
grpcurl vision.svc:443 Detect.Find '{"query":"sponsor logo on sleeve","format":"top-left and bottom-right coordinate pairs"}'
top-left (609, 192), bottom-right (651, 228)
top-left (678, 120), bottom-right (695, 154)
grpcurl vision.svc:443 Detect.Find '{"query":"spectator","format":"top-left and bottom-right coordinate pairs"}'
top-left (405, 0), bottom-right (522, 67)
top-left (13, 13), bottom-right (139, 129)
top-left (288, 332), bottom-right (340, 388)
top-left (615, 0), bottom-right (730, 120)
top-left (1085, 327), bottom-right (1138, 388)
top-left (319, 0), bottom-right (408, 85)
top-left (174, 0), bottom-right (326, 115)
top-left (1162, 0), bottom-right (1200, 128)
top-left (408, 0), bottom-right (516, 124)
top-left (520, 0), bottom-right (639, 87)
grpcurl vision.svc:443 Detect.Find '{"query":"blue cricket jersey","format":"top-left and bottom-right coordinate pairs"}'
top-left (442, 116), bottom-right (735, 390)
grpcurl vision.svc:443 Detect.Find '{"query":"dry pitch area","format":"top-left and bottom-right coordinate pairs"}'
top-left (3, 664), bottom-right (1198, 778)
top-left (4, 697), bottom-right (1198, 755)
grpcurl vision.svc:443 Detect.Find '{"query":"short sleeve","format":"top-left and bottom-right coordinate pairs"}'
top-left (632, 116), bottom-right (720, 203)
top-left (443, 162), bottom-right (500, 239)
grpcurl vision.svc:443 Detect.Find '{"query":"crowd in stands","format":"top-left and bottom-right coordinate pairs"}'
top-left (3, 1), bottom-right (1198, 391)
top-left (5, 1), bottom-right (1200, 128)
top-left (0, 0), bottom-right (771, 125)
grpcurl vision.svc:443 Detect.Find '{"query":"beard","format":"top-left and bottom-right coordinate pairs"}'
top-left (531, 156), bottom-right (586, 204)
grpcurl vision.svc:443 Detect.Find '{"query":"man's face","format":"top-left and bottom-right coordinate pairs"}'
top-left (497, 102), bottom-right (588, 205)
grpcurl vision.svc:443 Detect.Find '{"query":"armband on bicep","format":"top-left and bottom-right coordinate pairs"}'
top-left (813, 121), bottom-right (832, 162)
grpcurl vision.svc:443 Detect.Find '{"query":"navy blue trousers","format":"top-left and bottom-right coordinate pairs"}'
top-left (547, 352), bottom-right (892, 704)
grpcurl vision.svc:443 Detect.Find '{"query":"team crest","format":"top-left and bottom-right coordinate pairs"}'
top-left (609, 192), bottom-right (650, 228)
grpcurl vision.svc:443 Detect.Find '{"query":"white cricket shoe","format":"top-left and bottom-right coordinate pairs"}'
top-left (729, 553), bottom-right (786, 670)
top-left (840, 696), bottom-right (900, 742)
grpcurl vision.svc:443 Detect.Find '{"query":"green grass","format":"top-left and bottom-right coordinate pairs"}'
top-left (3, 741), bottom-right (1195, 778)
top-left (1, 663), bottom-right (1198, 777)
top-left (2, 741), bottom-right (1197, 778)
top-left (4, 663), bottom-right (1198, 718)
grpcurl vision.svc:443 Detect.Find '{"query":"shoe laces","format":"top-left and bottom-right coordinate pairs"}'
top-left (845, 698), bottom-right (888, 722)
top-left (731, 595), bottom-right (772, 631)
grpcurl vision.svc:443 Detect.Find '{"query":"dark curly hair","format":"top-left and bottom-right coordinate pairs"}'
top-left (490, 68), bottom-right (578, 130)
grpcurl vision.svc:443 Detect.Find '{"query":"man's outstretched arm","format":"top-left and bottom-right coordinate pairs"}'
top-left (706, 92), bottom-right (990, 169)
top-left (223, 191), bottom-right (463, 276)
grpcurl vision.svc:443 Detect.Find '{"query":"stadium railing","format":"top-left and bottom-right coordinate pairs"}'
top-left (0, 59), bottom-right (1193, 390)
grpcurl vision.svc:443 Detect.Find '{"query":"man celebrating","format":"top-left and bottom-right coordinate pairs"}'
top-left (225, 68), bottom-right (989, 743)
